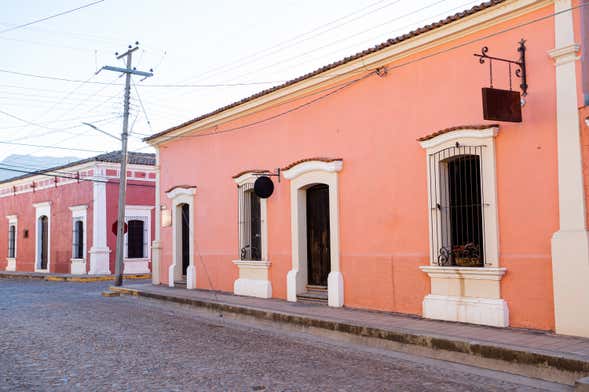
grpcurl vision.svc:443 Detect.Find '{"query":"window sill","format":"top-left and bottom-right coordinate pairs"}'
top-left (420, 265), bottom-right (506, 281)
top-left (233, 260), bottom-right (271, 268)
top-left (70, 258), bottom-right (86, 263)
top-left (124, 258), bottom-right (150, 262)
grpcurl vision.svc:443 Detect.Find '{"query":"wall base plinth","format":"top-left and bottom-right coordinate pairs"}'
top-left (423, 294), bottom-right (509, 327)
top-left (5, 258), bottom-right (15, 271)
top-left (327, 271), bottom-right (344, 307)
top-left (186, 265), bottom-right (196, 289)
top-left (552, 230), bottom-right (589, 338)
top-left (233, 260), bottom-right (271, 298)
top-left (123, 259), bottom-right (150, 274)
top-left (234, 279), bottom-right (272, 298)
top-left (88, 247), bottom-right (111, 274)
top-left (70, 259), bottom-right (86, 275)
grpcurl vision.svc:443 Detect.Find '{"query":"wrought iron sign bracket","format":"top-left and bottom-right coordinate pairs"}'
top-left (253, 168), bottom-right (281, 182)
top-left (474, 38), bottom-right (528, 96)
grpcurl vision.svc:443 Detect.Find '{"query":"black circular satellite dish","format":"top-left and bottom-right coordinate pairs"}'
top-left (254, 176), bottom-right (274, 198)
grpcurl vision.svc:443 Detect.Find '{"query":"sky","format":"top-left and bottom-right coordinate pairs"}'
top-left (0, 0), bottom-right (484, 166)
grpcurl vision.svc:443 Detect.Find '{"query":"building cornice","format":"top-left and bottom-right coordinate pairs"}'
top-left (147, 0), bottom-right (550, 146)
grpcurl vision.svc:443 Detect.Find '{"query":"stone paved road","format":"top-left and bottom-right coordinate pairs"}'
top-left (0, 280), bottom-right (570, 392)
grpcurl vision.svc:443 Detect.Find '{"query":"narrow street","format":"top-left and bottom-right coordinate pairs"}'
top-left (0, 280), bottom-right (568, 391)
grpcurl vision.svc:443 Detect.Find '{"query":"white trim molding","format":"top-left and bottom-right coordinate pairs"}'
top-left (232, 172), bottom-right (272, 298)
top-left (549, 0), bottom-right (589, 338)
top-left (419, 126), bottom-right (500, 267)
top-left (89, 167), bottom-right (111, 274)
top-left (5, 214), bottom-right (17, 271)
top-left (282, 160), bottom-right (343, 180)
top-left (420, 266), bottom-right (508, 327)
top-left (166, 186), bottom-right (196, 288)
top-left (123, 205), bottom-right (153, 274)
top-left (284, 159), bottom-right (344, 307)
top-left (418, 127), bottom-right (508, 327)
top-left (69, 205), bottom-right (87, 275)
top-left (33, 202), bottom-right (51, 272)
top-left (152, 147), bottom-right (161, 285)
top-left (232, 260), bottom-right (272, 299)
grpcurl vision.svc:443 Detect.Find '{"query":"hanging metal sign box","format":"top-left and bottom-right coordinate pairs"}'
top-left (474, 39), bottom-right (527, 123)
top-left (481, 87), bottom-right (522, 122)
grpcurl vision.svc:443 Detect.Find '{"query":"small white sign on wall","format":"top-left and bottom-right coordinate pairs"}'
top-left (161, 208), bottom-right (171, 227)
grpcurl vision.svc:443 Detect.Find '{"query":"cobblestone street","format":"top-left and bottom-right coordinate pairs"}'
top-left (0, 280), bottom-right (569, 391)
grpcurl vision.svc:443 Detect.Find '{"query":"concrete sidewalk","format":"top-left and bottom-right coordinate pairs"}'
top-left (0, 271), bottom-right (150, 282)
top-left (111, 283), bottom-right (589, 388)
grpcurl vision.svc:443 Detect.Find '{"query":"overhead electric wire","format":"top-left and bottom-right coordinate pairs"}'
top-left (177, 0), bottom-right (400, 84)
top-left (0, 140), bottom-right (106, 153)
top-left (0, 0), bottom-right (106, 34)
top-left (0, 164), bottom-right (155, 189)
top-left (142, 1), bottom-right (587, 147)
top-left (0, 68), bottom-right (284, 87)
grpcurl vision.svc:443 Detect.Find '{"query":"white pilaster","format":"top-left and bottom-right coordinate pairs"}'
top-left (89, 167), bottom-right (111, 274)
top-left (549, 0), bottom-right (589, 337)
top-left (152, 147), bottom-right (161, 285)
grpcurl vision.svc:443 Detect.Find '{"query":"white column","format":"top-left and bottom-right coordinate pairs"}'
top-left (549, 0), bottom-right (589, 337)
top-left (89, 167), bottom-right (111, 274)
top-left (151, 147), bottom-right (161, 285)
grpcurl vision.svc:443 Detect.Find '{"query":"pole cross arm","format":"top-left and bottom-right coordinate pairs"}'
top-left (99, 65), bottom-right (153, 77)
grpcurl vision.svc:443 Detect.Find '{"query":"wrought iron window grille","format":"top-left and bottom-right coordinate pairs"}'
top-left (429, 145), bottom-right (487, 267)
top-left (238, 183), bottom-right (262, 261)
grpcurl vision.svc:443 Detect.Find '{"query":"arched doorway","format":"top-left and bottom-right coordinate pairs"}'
top-left (38, 215), bottom-right (49, 270)
top-left (306, 184), bottom-right (330, 287)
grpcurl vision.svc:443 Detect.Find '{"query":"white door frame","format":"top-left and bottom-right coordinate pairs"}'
top-left (166, 187), bottom-right (196, 289)
top-left (283, 160), bottom-right (343, 307)
top-left (33, 202), bottom-right (51, 272)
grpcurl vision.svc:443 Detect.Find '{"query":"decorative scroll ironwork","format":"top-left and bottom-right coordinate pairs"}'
top-left (474, 39), bottom-right (527, 96)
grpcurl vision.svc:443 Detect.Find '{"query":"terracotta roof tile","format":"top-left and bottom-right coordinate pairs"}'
top-left (282, 158), bottom-right (342, 171)
top-left (0, 151), bottom-right (155, 185)
top-left (165, 185), bottom-right (196, 193)
top-left (145, 1), bottom-right (506, 143)
top-left (231, 169), bottom-right (269, 179)
top-left (417, 124), bottom-right (499, 142)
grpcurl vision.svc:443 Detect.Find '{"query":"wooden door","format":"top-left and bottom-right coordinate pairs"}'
top-left (40, 216), bottom-right (48, 270)
top-left (181, 204), bottom-right (190, 275)
top-left (306, 184), bottom-right (330, 286)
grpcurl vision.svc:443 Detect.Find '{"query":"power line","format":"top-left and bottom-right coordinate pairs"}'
top-left (0, 68), bottom-right (284, 87)
top-left (0, 0), bottom-right (105, 34)
top-left (175, 0), bottom-right (397, 85)
top-left (144, 1), bottom-right (588, 146)
top-left (0, 140), bottom-right (106, 153)
top-left (0, 164), bottom-right (155, 189)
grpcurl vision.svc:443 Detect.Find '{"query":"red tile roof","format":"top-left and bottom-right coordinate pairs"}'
top-left (417, 124), bottom-right (499, 142)
top-left (145, 1), bottom-right (507, 143)
top-left (282, 158), bottom-right (342, 171)
top-left (231, 169), bottom-right (269, 179)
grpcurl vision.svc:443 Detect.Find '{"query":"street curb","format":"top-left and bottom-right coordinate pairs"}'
top-left (110, 286), bottom-right (589, 386)
top-left (0, 272), bottom-right (151, 282)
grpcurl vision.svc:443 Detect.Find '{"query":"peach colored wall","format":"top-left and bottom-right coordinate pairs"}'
top-left (157, 5), bottom-right (563, 330)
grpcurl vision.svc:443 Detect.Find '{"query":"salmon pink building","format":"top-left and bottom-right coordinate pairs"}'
top-left (0, 151), bottom-right (156, 275)
top-left (146, 0), bottom-right (589, 338)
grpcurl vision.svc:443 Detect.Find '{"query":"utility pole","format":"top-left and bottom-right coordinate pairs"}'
top-left (98, 42), bottom-right (153, 286)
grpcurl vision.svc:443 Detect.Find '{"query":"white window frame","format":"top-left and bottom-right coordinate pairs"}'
top-left (6, 215), bottom-right (17, 260)
top-left (233, 173), bottom-right (268, 262)
top-left (69, 205), bottom-right (87, 261)
top-left (33, 202), bottom-right (51, 272)
top-left (419, 126), bottom-right (500, 267)
top-left (123, 205), bottom-right (153, 260)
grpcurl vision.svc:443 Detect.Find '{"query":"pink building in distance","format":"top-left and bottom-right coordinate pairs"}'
top-left (0, 151), bottom-right (156, 275)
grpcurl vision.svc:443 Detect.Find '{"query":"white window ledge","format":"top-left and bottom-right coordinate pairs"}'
top-left (232, 260), bottom-right (271, 268)
top-left (420, 266), bottom-right (506, 281)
